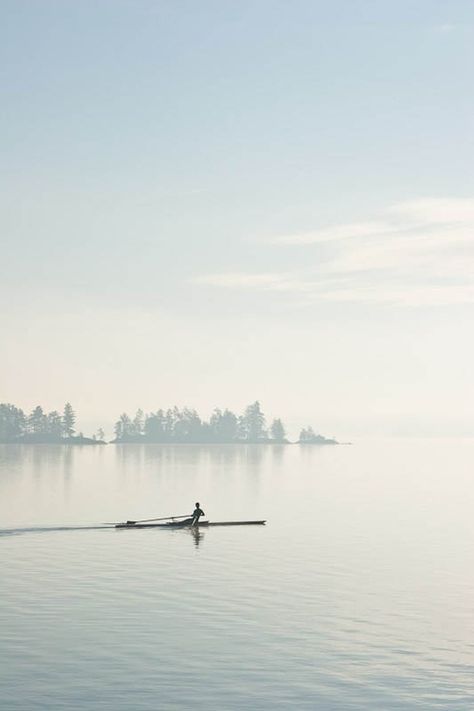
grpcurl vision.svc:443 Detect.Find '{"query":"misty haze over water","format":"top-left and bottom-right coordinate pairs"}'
top-left (2, 3), bottom-right (474, 440)
top-left (1, 439), bottom-right (474, 710)
top-left (2, 2), bottom-right (474, 710)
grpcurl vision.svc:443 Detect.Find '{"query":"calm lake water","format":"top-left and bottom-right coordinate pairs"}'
top-left (1, 440), bottom-right (473, 710)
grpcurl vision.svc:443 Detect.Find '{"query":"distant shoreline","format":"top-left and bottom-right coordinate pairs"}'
top-left (0, 435), bottom-right (106, 446)
top-left (0, 438), bottom-right (343, 446)
top-left (111, 437), bottom-right (340, 445)
top-left (1, 400), bottom-right (342, 446)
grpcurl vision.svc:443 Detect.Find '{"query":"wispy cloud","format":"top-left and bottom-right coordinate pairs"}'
top-left (432, 23), bottom-right (457, 33)
top-left (389, 197), bottom-right (474, 223)
top-left (193, 273), bottom-right (289, 289)
top-left (270, 221), bottom-right (395, 245)
top-left (193, 198), bottom-right (474, 307)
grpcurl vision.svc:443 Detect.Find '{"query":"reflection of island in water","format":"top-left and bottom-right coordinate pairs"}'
top-left (114, 442), bottom-right (280, 484)
top-left (0, 400), bottom-right (341, 445)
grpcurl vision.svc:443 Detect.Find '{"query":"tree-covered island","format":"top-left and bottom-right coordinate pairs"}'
top-left (0, 402), bottom-right (105, 444)
top-left (113, 401), bottom-right (339, 445)
top-left (0, 400), bottom-right (339, 445)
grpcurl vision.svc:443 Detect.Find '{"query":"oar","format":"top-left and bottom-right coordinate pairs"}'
top-left (103, 514), bottom-right (190, 525)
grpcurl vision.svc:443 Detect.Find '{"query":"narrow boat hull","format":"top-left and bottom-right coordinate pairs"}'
top-left (115, 520), bottom-right (265, 529)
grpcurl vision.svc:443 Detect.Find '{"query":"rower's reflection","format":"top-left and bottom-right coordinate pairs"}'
top-left (189, 526), bottom-right (204, 548)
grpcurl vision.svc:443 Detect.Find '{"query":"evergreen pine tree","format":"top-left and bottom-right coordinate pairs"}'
top-left (63, 403), bottom-right (76, 438)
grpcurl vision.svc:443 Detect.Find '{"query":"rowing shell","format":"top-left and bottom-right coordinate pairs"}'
top-left (115, 520), bottom-right (266, 529)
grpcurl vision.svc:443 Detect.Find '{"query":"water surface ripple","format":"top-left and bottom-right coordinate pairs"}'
top-left (1, 440), bottom-right (473, 709)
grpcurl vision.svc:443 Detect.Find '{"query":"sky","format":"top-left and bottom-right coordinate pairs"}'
top-left (1, 0), bottom-right (473, 438)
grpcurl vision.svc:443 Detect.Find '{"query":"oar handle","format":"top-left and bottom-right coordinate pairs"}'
top-left (126, 514), bottom-right (190, 525)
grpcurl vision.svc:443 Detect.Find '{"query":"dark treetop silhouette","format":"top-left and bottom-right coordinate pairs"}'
top-left (0, 400), bottom-right (338, 445)
top-left (112, 401), bottom-right (338, 445)
top-left (0, 402), bottom-right (105, 444)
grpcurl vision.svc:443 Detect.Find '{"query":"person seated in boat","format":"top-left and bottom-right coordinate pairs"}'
top-left (190, 502), bottom-right (205, 526)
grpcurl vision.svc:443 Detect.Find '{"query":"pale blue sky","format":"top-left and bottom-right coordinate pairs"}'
top-left (1, 1), bottom-right (473, 436)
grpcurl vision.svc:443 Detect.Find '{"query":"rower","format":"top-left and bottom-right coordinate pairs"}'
top-left (191, 502), bottom-right (205, 526)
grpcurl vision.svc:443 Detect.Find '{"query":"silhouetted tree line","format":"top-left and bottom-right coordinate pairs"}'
top-left (0, 402), bottom-right (104, 444)
top-left (298, 426), bottom-right (337, 444)
top-left (0, 400), bottom-right (337, 445)
top-left (113, 401), bottom-right (336, 444)
top-left (113, 401), bottom-right (287, 443)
